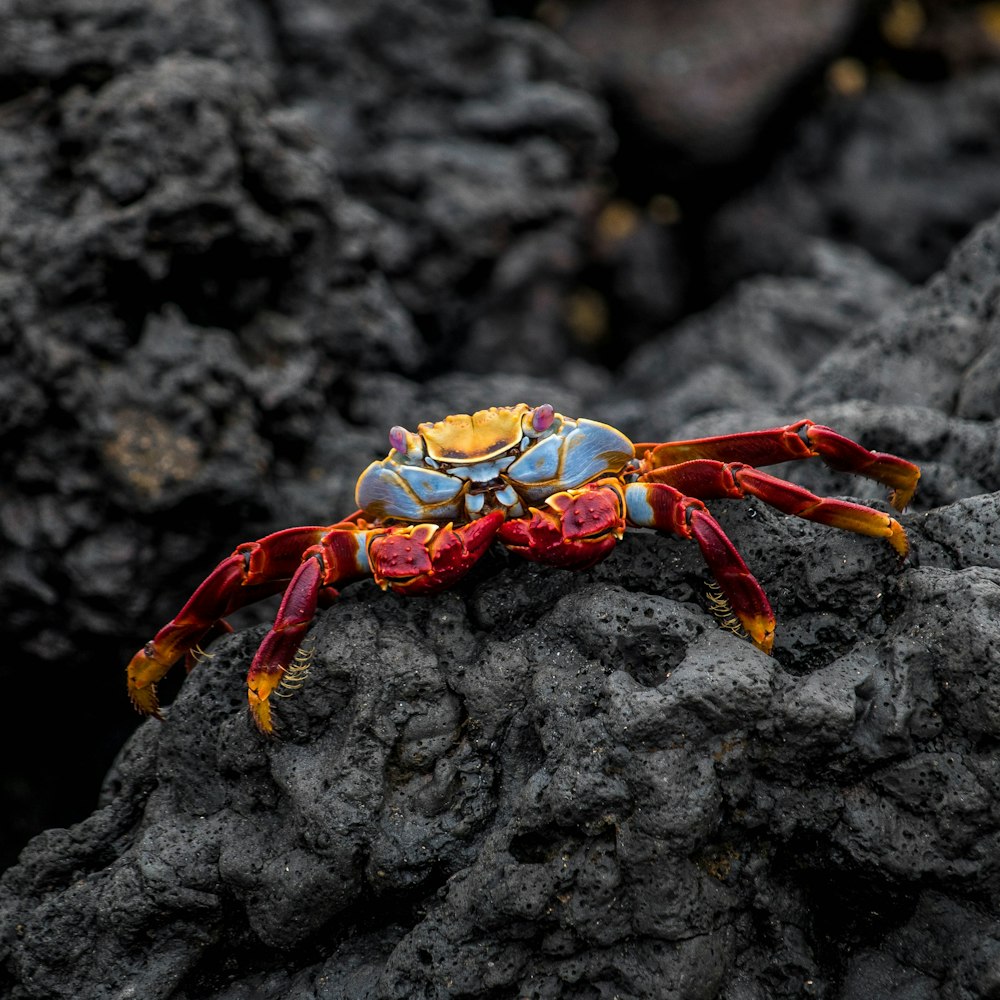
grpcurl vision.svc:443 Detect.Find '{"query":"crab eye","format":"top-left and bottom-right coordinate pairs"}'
top-left (389, 426), bottom-right (409, 454)
top-left (531, 404), bottom-right (555, 434)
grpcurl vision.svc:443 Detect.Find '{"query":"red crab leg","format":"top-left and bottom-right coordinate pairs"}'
top-left (643, 460), bottom-right (909, 557)
top-left (245, 526), bottom-right (374, 735)
top-left (625, 481), bottom-right (775, 653)
top-left (126, 525), bottom-right (334, 718)
top-left (497, 480), bottom-right (626, 570)
top-left (247, 512), bottom-right (504, 735)
top-left (635, 420), bottom-right (920, 510)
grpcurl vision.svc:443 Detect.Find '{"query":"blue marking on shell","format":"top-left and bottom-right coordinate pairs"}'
top-left (448, 456), bottom-right (516, 483)
top-left (355, 461), bottom-right (464, 521)
top-left (397, 464), bottom-right (466, 503)
top-left (561, 419), bottom-right (632, 484)
top-left (506, 434), bottom-right (561, 486)
top-left (623, 483), bottom-right (655, 527)
top-left (508, 418), bottom-right (632, 497)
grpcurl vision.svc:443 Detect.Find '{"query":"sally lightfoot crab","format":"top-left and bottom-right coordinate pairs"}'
top-left (126, 404), bottom-right (919, 734)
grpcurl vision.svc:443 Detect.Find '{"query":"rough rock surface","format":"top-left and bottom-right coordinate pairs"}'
top-left (0, 0), bottom-right (611, 862)
top-left (4, 206), bottom-right (1000, 1000)
top-left (3, 1), bottom-right (1000, 998)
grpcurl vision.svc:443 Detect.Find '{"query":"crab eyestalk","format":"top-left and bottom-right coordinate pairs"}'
top-left (389, 425), bottom-right (423, 460)
top-left (527, 403), bottom-right (555, 435)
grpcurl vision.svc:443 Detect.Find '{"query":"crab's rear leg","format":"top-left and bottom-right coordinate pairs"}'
top-left (247, 512), bottom-right (504, 735)
top-left (635, 420), bottom-right (920, 511)
top-left (645, 460), bottom-right (909, 557)
top-left (126, 525), bottom-right (335, 718)
top-left (625, 481), bottom-right (776, 653)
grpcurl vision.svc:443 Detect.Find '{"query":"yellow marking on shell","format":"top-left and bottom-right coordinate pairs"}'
top-left (418, 404), bottom-right (532, 463)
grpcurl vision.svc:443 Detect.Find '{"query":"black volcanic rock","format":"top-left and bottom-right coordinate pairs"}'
top-left (4, 1), bottom-right (1000, 997)
top-left (3, 200), bottom-right (1000, 997)
top-left (708, 67), bottom-right (1000, 288)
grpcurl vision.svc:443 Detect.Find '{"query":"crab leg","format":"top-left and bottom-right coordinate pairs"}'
top-left (643, 460), bottom-right (909, 557)
top-left (625, 481), bottom-right (775, 653)
top-left (126, 525), bottom-right (338, 718)
top-left (245, 528), bottom-right (374, 735)
top-left (634, 420), bottom-right (920, 510)
top-left (247, 512), bottom-right (504, 734)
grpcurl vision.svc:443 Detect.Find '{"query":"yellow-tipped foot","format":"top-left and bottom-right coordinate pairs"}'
top-left (128, 681), bottom-right (162, 718)
top-left (745, 617), bottom-right (775, 655)
top-left (248, 677), bottom-right (280, 736)
top-left (887, 517), bottom-right (909, 558)
top-left (126, 644), bottom-right (169, 718)
top-left (886, 466), bottom-right (920, 512)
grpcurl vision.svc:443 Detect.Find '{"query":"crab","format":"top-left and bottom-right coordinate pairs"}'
top-left (126, 404), bottom-right (920, 735)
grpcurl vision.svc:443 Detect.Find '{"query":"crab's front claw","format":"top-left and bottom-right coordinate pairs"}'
top-left (498, 481), bottom-right (626, 570)
top-left (369, 510), bottom-right (504, 595)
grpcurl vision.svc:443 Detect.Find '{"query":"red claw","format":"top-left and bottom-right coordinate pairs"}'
top-left (498, 482), bottom-right (625, 570)
top-left (369, 510), bottom-right (504, 594)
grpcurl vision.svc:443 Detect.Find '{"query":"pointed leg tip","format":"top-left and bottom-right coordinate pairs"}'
top-left (887, 519), bottom-right (910, 558)
top-left (888, 468), bottom-right (919, 512)
top-left (746, 618), bottom-right (775, 655)
top-left (248, 692), bottom-right (277, 737)
top-left (889, 488), bottom-right (913, 513)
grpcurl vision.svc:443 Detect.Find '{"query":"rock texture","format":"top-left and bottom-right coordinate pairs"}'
top-left (707, 68), bottom-right (1000, 287)
top-left (0, 0), bottom-right (611, 863)
top-left (3, 0), bottom-right (1000, 998)
top-left (3, 199), bottom-right (1000, 1000)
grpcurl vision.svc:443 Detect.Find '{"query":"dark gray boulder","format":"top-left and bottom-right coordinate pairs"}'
top-left (3, 203), bottom-right (999, 997)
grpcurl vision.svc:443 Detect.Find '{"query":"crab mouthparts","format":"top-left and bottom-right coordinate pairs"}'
top-left (464, 482), bottom-right (521, 518)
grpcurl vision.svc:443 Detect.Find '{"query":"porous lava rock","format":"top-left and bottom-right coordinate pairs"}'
top-left (2, 212), bottom-right (1000, 1000)
top-left (4, 0), bottom-right (1000, 996)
